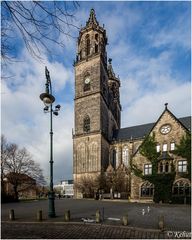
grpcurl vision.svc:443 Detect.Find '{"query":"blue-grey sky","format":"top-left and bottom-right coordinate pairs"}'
top-left (1, 1), bottom-right (191, 183)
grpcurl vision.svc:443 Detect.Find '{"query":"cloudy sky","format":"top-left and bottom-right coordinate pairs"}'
top-left (1, 1), bottom-right (191, 184)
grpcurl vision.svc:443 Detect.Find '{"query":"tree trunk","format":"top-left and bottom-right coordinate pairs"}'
top-left (13, 185), bottom-right (19, 201)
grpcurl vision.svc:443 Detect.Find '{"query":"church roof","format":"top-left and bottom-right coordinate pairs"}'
top-left (157, 151), bottom-right (173, 161)
top-left (112, 116), bottom-right (191, 141)
top-left (179, 116), bottom-right (191, 131)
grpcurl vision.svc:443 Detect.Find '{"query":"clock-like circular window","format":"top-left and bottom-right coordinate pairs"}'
top-left (160, 124), bottom-right (172, 134)
top-left (84, 77), bottom-right (90, 84)
top-left (84, 76), bottom-right (91, 91)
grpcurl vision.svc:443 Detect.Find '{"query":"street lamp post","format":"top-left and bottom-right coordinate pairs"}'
top-left (40, 66), bottom-right (61, 218)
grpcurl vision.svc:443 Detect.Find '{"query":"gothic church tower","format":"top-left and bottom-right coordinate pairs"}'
top-left (73, 9), bottom-right (121, 198)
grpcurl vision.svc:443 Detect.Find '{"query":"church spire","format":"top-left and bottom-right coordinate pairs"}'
top-left (76, 9), bottom-right (108, 65)
top-left (108, 58), bottom-right (119, 82)
top-left (86, 8), bottom-right (99, 27)
top-left (108, 58), bottom-right (116, 79)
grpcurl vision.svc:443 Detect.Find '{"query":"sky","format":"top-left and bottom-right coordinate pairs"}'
top-left (1, 1), bottom-right (191, 184)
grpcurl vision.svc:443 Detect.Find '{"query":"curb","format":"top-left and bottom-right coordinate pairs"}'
top-left (1, 220), bottom-right (163, 233)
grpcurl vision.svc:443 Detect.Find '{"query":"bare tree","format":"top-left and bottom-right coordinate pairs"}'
top-left (106, 171), bottom-right (114, 192)
top-left (1, 135), bottom-right (9, 194)
top-left (1, 1), bottom-right (79, 64)
top-left (113, 168), bottom-right (129, 193)
top-left (96, 167), bottom-right (108, 192)
top-left (75, 176), bottom-right (97, 198)
top-left (1, 135), bottom-right (46, 201)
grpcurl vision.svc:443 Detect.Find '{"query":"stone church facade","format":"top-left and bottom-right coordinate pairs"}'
top-left (73, 9), bottom-right (191, 201)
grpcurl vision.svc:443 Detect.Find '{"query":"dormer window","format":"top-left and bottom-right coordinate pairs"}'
top-left (170, 142), bottom-right (175, 151)
top-left (156, 144), bottom-right (160, 152)
top-left (163, 143), bottom-right (167, 152)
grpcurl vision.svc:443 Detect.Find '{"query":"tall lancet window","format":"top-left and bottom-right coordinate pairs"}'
top-left (95, 44), bottom-right (98, 53)
top-left (115, 148), bottom-right (119, 168)
top-left (86, 34), bottom-right (90, 56)
top-left (122, 146), bottom-right (129, 167)
top-left (89, 142), bottom-right (98, 171)
top-left (83, 115), bottom-right (90, 133)
top-left (77, 143), bottom-right (85, 173)
top-left (112, 149), bottom-right (116, 168)
top-left (95, 33), bottom-right (99, 53)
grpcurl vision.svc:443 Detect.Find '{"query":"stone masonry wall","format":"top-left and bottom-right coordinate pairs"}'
top-left (131, 110), bottom-right (188, 201)
top-left (75, 56), bottom-right (101, 99)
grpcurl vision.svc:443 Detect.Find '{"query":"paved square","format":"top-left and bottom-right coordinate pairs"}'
top-left (1, 199), bottom-right (191, 239)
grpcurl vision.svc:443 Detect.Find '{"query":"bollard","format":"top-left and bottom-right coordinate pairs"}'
top-left (158, 215), bottom-right (164, 231)
top-left (37, 210), bottom-right (43, 221)
top-left (64, 210), bottom-right (70, 222)
top-left (142, 209), bottom-right (145, 215)
top-left (147, 206), bottom-right (150, 213)
top-left (9, 209), bottom-right (15, 221)
top-left (95, 210), bottom-right (101, 223)
top-left (122, 215), bottom-right (128, 226)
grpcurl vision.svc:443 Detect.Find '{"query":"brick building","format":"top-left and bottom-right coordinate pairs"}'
top-left (4, 173), bottom-right (37, 199)
top-left (73, 9), bottom-right (191, 201)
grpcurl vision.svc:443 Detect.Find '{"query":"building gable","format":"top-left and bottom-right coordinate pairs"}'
top-left (130, 105), bottom-right (191, 201)
top-left (150, 104), bottom-right (190, 134)
top-left (112, 107), bottom-right (190, 143)
top-left (150, 105), bottom-right (190, 143)
top-left (131, 104), bottom-right (190, 158)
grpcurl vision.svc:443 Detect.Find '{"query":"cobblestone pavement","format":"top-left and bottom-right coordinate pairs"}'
top-left (1, 199), bottom-right (191, 239)
top-left (1, 222), bottom-right (179, 239)
top-left (2, 199), bottom-right (191, 231)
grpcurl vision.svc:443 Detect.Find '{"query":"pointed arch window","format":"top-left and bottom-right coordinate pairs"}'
top-left (79, 50), bottom-right (82, 60)
top-left (77, 143), bottom-right (85, 173)
top-left (86, 34), bottom-right (90, 56)
top-left (112, 149), bottom-right (116, 168)
top-left (165, 162), bottom-right (169, 173)
top-left (95, 44), bottom-right (98, 53)
top-left (83, 115), bottom-right (90, 133)
top-left (122, 146), bottom-right (129, 167)
top-left (89, 142), bottom-right (98, 171)
top-left (141, 181), bottom-right (154, 197)
top-left (115, 148), bottom-right (119, 168)
top-left (173, 180), bottom-right (191, 196)
top-left (84, 73), bottom-right (91, 92)
top-left (159, 162), bottom-right (163, 173)
top-left (84, 79), bottom-right (91, 92)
